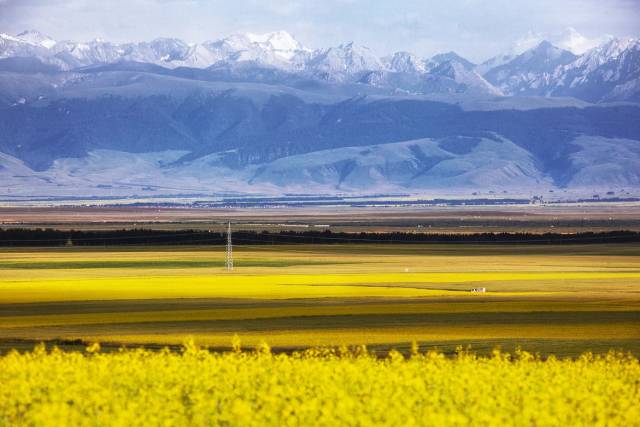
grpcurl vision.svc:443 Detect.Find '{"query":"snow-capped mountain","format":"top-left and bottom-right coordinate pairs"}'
top-left (549, 38), bottom-right (640, 102)
top-left (245, 31), bottom-right (307, 60)
top-left (479, 38), bottom-right (640, 102)
top-left (0, 30), bottom-right (313, 71)
top-left (197, 31), bottom-right (311, 70)
top-left (15, 30), bottom-right (57, 49)
top-left (304, 42), bottom-right (384, 82)
top-left (482, 41), bottom-right (578, 95)
top-left (426, 58), bottom-right (502, 96)
top-left (0, 30), bottom-right (502, 95)
top-left (360, 51), bottom-right (499, 96)
top-left (475, 53), bottom-right (517, 76)
top-left (1, 29), bottom-right (640, 198)
top-left (427, 52), bottom-right (476, 71)
top-left (0, 32), bottom-right (51, 59)
top-left (383, 52), bottom-right (427, 74)
top-left (133, 38), bottom-right (192, 65)
top-left (2, 29), bottom-right (639, 102)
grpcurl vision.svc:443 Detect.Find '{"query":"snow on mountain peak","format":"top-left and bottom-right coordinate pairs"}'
top-left (513, 40), bottom-right (577, 67)
top-left (595, 37), bottom-right (638, 57)
top-left (572, 37), bottom-right (639, 71)
top-left (0, 33), bottom-right (22, 43)
top-left (306, 42), bottom-right (384, 78)
top-left (384, 51), bottom-right (426, 73)
top-left (246, 31), bottom-right (303, 52)
top-left (528, 41), bottom-right (565, 59)
top-left (205, 31), bottom-right (306, 64)
top-left (429, 51), bottom-right (476, 70)
top-left (476, 53), bottom-right (517, 76)
top-left (16, 30), bottom-right (57, 48)
top-left (1, 29), bottom-right (637, 103)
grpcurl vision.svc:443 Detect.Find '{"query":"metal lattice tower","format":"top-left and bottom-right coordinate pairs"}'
top-left (226, 221), bottom-right (233, 271)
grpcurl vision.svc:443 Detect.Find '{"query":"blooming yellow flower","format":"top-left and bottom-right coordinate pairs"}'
top-left (0, 343), bottom-right (638, 426)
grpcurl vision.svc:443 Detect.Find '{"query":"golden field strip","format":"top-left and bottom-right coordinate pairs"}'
top-left (1, 244), bottom-right (639, 355)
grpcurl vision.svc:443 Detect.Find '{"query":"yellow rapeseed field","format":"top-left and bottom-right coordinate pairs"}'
top-left (1, 245), bottom-right (640, 354)
top-left (1, 341), bottom-right (639, 427)
top-left (3, 271), bottom-right (640, 303)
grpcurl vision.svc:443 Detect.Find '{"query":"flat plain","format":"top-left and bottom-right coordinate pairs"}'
top-left (1, 243), bottom-right (639, 356)
top-left (2, 204), bottom-right (640, 233)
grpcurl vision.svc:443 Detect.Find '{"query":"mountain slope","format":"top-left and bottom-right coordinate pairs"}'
top-left (1, 68), bottom-right (639, 196)
top-left (1, 30), bottom-right (640, 198)
top-left (483, 41), bottom-right (577, 95)
top-left (481, 38), bottom-right (640, 102)
top-left (305, 42), bottom-right (384, 82)
top-left (550, 38), bottom-right (640, 102)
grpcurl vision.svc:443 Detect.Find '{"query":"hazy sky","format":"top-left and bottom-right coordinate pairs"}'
top-left (1, 0), bottom-right (639, 62)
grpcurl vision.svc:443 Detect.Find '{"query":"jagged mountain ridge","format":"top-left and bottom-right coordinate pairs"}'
top-left (1, 29), bottom-right (639, 101)
top-left (482, 38), bottom-right (640, 102)
top-left (483, 41), bottom-right (578, 96)
top-left (1, 30), bottom-right (640, 197)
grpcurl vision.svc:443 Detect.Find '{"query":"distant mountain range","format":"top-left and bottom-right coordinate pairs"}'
top-left (1, 30), bottom-right (639, 199)
top-left (2, 30), bottom-right (639, 101)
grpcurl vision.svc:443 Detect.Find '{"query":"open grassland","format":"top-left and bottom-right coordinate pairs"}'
top-left (1, 244), bottom-right (639, 356)
top-left (1, 344), bottom-right (639, 427)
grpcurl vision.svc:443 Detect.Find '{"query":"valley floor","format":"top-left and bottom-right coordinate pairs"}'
top-left (2, 203), bottom-right (640, 233)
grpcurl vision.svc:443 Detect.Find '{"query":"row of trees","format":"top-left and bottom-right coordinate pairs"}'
top-left (1, 228), bottom-right (639, 247)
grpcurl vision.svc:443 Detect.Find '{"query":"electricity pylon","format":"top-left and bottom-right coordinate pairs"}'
top-left (226, 221), bottom-right (233, 271)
